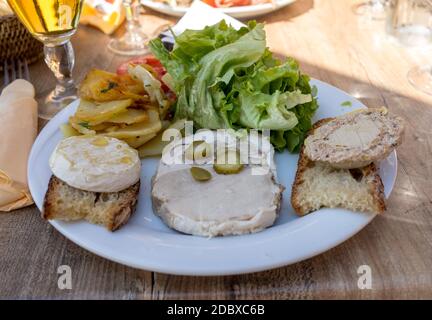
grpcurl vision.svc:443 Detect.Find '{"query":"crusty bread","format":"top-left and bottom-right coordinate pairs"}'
top-left (291, 118), bottom-right (386, 216)
top-left (43, 176), bottom-right (140, 231)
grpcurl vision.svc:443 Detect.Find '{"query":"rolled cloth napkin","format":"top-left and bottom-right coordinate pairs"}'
top-left (0, 80), bottom-right (38, 211)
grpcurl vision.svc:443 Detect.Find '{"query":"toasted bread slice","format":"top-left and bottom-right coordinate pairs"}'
top-left (43, 176), bottom-right (140, 231)
top-left (291, 118), bottom-right (386, 216)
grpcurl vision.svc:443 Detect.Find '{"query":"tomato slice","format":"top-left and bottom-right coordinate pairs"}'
top-left (214, 0), bottom-right (251, 7)
top-left (116, 55), bottom-right (164, 76)
top-left (202, 0), bottom-right (217, 7)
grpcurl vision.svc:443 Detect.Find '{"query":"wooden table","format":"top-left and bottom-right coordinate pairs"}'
top-left (1, 0), bottom-right (432, 299)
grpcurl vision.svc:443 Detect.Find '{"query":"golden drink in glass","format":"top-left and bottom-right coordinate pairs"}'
top-left (7, 0), bottom-right (85, 119)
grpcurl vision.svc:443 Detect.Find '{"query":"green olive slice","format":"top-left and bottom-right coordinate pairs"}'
top-left (213, 149), bottom-right (244, 174)
top-left (190, 166), bottom-right (212, 182)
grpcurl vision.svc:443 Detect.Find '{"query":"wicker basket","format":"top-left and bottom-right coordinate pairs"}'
top-left (0, 14), bottom-right (43, 71)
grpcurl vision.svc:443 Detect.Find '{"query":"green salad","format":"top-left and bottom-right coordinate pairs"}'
top-left (149, 20), bottom-right (318, 152)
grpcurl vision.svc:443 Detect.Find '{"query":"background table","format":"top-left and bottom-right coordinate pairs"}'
top-left (1, 0), bottom-right (432, 299)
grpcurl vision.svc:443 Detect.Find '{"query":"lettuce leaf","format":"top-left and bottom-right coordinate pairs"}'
top-left (238, 90), bottom-right (299, 130)
top-left (149, 20), bottom-right (318, 152)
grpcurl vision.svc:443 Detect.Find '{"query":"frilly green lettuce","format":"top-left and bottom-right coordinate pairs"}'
top-left (149, 20), bottom-right (318, 152)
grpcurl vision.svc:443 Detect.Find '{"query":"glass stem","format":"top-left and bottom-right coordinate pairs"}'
top-left (43, 41), bottom-right (76, 100)
top-left (124, 0), bottom-right (141, 35)
top-left (371, 0), bottom-right (387, 9)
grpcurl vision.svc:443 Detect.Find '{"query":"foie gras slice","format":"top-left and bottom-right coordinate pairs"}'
top-left (151, 130), bottom-right (285, 237)
top-left (304, 108), bottom-right (405, 169)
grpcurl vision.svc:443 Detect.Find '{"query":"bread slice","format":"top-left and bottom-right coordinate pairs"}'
top-left (43, 175), bottom-right (140, 231)
top-left (291, 118), bottom-right (386, 216)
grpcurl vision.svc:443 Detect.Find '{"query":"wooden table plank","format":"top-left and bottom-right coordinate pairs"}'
top-left (1, 0), bottom-right (432, 299)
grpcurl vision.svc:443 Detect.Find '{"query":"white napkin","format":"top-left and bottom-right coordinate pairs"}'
top-left (160, 1), bottom-right (245, 44)
top-left (0, 80), bottom-right (38, 212)
top-left (173, 1), bottom-right (245, 34)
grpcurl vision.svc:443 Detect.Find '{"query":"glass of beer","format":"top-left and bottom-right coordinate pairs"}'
top-left (7, 0), bottom-right (84, 119)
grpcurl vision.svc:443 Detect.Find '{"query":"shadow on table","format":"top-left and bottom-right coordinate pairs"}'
top-left (272, 53), bottom-right (432, 109)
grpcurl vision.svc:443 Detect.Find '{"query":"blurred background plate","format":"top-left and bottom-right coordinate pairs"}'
top-left (141, 0), bottom-right (296, 18)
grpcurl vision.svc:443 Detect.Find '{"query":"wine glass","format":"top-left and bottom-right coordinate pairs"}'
top-left (7, 0), bottom-right (84, 120)
top-left (407, 67), bottom-right (432, 95)
top-left (387, 0), bottom-right (432, 95)
top-left (355, 0), bottom-right (389, 20)
top-left (108, 0), bottom-right (148, 55)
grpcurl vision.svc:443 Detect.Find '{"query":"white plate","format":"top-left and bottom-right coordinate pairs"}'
top-left (28, 79), bottom-right (397, 276)
top-left (141, 0), bottom-right (296, 18)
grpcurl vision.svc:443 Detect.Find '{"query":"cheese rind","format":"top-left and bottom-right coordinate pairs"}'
top-left (49, 136), bottom-right (141, 192)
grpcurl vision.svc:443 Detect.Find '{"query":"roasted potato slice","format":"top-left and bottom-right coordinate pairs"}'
top-left (79, 69), bottom-right (125, 102)
top-left (117, 74), bottom-right (149, 101)
top-left (103, 109), bottom-right (161, 139)
top-left (104, 125), bottom-right (120, 133)
top-left (79, 69), bottom-right (149, 102)
top-left (138, 131), bottom-right (165, 158)
top-left (138, 118), bottom-right (186, 158)
top-left (74, 99), bottom-right (132, 125)
top-left (60, 123), bottom-right (80, 138)
top-left (90, 123), bottom-right (113, 131)
top-left (124, 133), bottom-right (157, 148)
top-left (108, 109), bottom-right (149, 124)
top-left (159, 100), bottom-right (171, 120)
top-left (69, 117), bottom-right (96, 135)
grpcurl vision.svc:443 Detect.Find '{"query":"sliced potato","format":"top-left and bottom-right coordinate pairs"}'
top-left (79, 69), bottom-right (149, 102)
top-left (79, 69), bottom-right (125, 102)
top-left (124, 133), bottom-right (157, 148)
top-left (117, 74), bottom-right (149, 101)
top-left (60, 123), bottom-right (80, 138)
top-left (90, 122), bottom-right (113, 131)
top-left (75, 99), bottom-right (132, 125)
top-left (104, 125), bottom-right (120, 133)
top-left (102, 109), bottom-right (161, 139)
top-left (138, 118), bottom-right (186, 158)
top-left (159, 100), bottom-right (171, 120)
top-left (69, 117), bottom-right (96, 135)
top-left (161, 120), bottom-right (172, 130)
top-left (138, 131), bottom-right (165, 158)
top-left (108, 108), bottom-right (149, 124)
